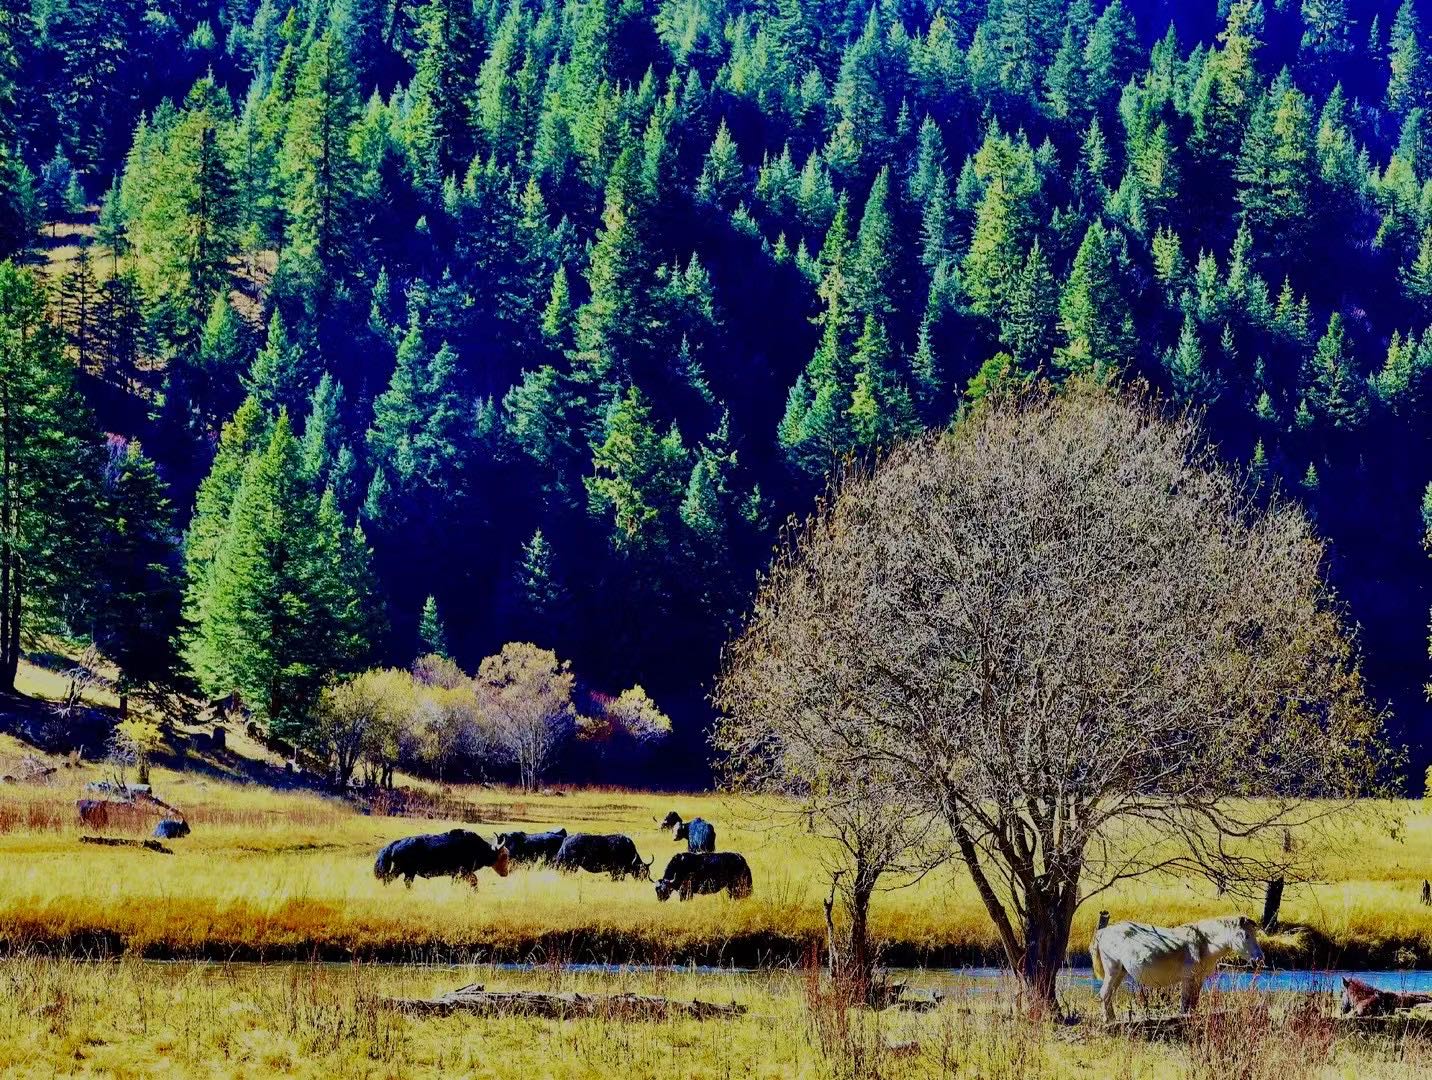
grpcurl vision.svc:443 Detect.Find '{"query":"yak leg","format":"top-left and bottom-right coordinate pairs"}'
top-left (459, 870), bottom-right (480, 889)
top-left (404, 874), bottom-right (415, 888)
top-left (1180, 975), bottom-right (1201, 1014)
top-left (1099, 962), bottom-right (1125, 1023)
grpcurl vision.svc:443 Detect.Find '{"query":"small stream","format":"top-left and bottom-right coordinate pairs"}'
top-left (478, 962), bottom-right (1432, 995)
top-left (118, 959), bottom-right (1432, 995)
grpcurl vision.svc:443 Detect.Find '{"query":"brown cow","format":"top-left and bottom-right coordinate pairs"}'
top-left (76, 791), bottom-right (181, 832)
top-left (76, 799), bottom-right (155, 830)
top-left (1340, 977), bottom-right (1432, 1017)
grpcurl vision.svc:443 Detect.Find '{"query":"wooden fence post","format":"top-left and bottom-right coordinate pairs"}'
top-left (1261, 878), bottom-right (1284, 932)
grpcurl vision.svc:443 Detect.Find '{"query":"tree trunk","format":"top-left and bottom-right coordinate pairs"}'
top-left (1020, 908), bottom-right (1073, 1006)
top-left (846, 882), bottom-right (874, 1001)
top-left (0, 553), bottom-right (18, 694)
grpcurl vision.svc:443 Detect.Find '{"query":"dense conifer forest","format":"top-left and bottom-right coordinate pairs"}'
top-left (1, 0), bottom-right (1430, 781)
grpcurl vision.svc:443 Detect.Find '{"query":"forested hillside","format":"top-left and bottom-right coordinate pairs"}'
top-left (2, 0), bottom-right (1430, 780)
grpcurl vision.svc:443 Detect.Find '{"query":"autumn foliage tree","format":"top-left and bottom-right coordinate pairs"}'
top-left (474, 642), bottom-right (576, 792)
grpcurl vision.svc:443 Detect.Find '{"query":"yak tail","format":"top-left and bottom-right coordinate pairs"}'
top-left (1089, 931), bottom-right (1104, 982)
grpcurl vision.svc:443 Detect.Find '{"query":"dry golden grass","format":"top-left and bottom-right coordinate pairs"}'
top-left (0, 955), bottom-right (1426, 1079)
top-left (0, 743), bottom-right (1431, 967)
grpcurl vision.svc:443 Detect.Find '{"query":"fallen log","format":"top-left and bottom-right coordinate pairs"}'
top-left (382, 984), bottom-right (746, 1020)
top-left (1104, 1010), bottom-right (1432, 1042)
top-left (1102, 1012), bottom-right (1234, 1040)
top-left (79, 836), bottom-right (173, 854)
top-left (1332, 1012), bottom-right (1432, 1035)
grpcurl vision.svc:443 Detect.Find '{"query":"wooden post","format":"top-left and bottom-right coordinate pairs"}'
top-left (1420, 880), bottom-right (1430, 907)
top-left (823, 871), bottom-right (844, 977)
top-left (1097, 910), bottom-right (1110, 930)
top-left (1261, 878), bottom-right (1284, 932)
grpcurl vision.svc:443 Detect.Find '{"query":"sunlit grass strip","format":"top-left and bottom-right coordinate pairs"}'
top-left (1, 765), bottom-right (1431, 967)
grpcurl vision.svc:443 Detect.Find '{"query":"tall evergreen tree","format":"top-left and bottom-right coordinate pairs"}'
top-left (0, 263), bottom-right (96, 693)
top-left (282, 30), bottom-right (361, 274)
top-left (417, 594), bottom-right (450, 659)
top-left (1056, 220), bottom-right (1134, 380)
top-left (184, 411), bottom-right (373, 739)
top-left (91, 437), bottom-right (183, 710)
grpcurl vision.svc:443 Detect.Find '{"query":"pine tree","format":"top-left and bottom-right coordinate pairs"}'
top-left (95, 269), bottom-right (143, 387)
top-left (963, 129), bottom-right (1041, 322)
top-left (696, 120), bottom-right (743, 208)
top-left (1084, 0), bottom-right (1140, 107)
top-left (1404, 226), bottom-right (1432, 310)
top-left (1056, 220), bottom-right (1134, 379)
top-left (847, 316), bottom-right (917, 451)
top-left (185, 411), bottom-right (373, 740)
top-left (409, 0), bottom-right (482, 181)
top-left (541, 266), bottom-right (576, 355)
top-left (1300, 0), bottom-right (1353, 71)
top-left (1236, 82), bottom-right (1317, 264)
top-left (245, 309), bottom-right (315, 417)
top-left (1003, 240), bottom-right (1059, 372)
top-left (1303, 313), bottom-right (1367, 430)
top-left (514, 527), bottom-right (570, 628)
top-left (0, 263), bottom-right (97, 692)
top-left (300, 373), bottom-right (345, 482)
top-left (577, 151), bottom-right (655, 390)
top-left (1165, 313), bottom-right (1221, 405)
top-left (1045, 15), bottom-right (1090, 121)
top-left (587, 384), bottom-right (688, 555)
top-left (1388, 0), bottom-right (1429, 116)
top-left (282, 30), bottom-right (360, 273)
top-left (92, 438), bottom-right (183, 706)
top-left (171, 292), bottom-right (249, 432)
top-left (131, 82), bottom-right (240, 338)
top-left (847, 166), bottom-right (896, 323)
top-left (38, 149), bottom-right (76, 232)
top-left (57, 244), bottom-right (99, 368)
top-left (417, 594), bottom-right (450, 659)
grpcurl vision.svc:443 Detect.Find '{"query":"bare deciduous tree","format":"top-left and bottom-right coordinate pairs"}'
top-left (716, 385), bottom-right (1392, 1005)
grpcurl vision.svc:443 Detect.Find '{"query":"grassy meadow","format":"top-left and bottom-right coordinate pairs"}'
top-left (1, 731), bottom-right (1432, 968)
top-left (0, 955), bottom-right (1428, 1079)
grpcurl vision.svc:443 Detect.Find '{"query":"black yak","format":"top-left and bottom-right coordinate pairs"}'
top-left (373, 829), bottom-right (511, 887)
top-left (553, 833), bottom-right (653, 880)
top-left (494, 828), bottom-right (568, 865)
top-left (654, 851), bottom-right (753, 901)
top-left (659, 811), bottom-right (716, 853)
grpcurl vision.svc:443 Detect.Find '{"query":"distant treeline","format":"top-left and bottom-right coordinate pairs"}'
top-left (1, 0), bottom-right (1430, 778)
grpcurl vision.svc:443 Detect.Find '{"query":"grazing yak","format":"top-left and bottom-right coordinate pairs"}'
top-left (658, 811), bottom-right (716, 853)
top-left (152, 818), bottom-right (191, 839)
top-left (1340, 977), bottom-right (1432, 1017)
top-left (654, 852), bottom-right (752, 901)
top-left (494, 828), bottom-right (568, 866)
top-left (553, 833), bottom-right (653, 880)
top-left (76, 798), bottom-right (163, 831)
top-left (1091, 915), bottom-right (1264, 1022)
top-left (374, 829), bottom-right (511, 887)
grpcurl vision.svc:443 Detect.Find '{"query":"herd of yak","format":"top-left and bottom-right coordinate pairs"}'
top-left (372, 810), bottom-right (755, 902)
top-left (74, 789), bottom-right (753, 902)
